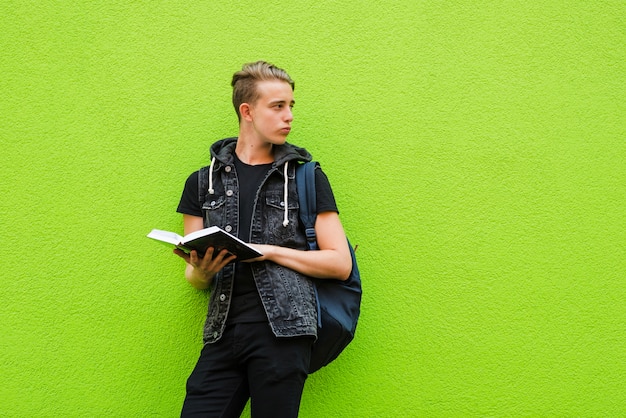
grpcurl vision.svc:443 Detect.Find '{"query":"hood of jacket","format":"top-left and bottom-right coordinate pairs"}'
top-left (209, 137), bottom-right (312, 167)
top-left (207, 137), bottom-right (313, 227)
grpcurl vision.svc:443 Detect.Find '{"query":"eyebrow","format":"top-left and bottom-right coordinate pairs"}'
top-left (269, 99), bottom-right (295, 106)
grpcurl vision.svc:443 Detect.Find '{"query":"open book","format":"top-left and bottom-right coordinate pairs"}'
top-left (147, 226), bottom-right (263, 261)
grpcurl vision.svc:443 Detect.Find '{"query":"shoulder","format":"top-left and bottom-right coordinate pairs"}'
top-left (184, 170), bottom-right (200, 186)
top-left (177, 170), bottom-right (203, 216)
top-left (312, 165), bottom-right (339, 214)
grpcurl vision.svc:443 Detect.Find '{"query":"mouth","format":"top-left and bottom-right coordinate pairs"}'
top-left (280, 127), bottom-right (291, 134)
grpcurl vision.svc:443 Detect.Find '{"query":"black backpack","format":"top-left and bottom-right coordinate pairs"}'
top-left (295, 161), bottom-right (362, 373)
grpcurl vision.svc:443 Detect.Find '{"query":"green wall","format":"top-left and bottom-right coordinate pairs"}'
top-left (2, 1), bottom-right (624, 416)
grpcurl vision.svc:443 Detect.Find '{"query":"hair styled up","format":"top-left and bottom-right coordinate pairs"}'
top-left (231, 61), bottom-right (295, 121)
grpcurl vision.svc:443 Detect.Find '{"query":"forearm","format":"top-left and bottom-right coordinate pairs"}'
top-left (255, 244), bottom-right (351, 280)
top-left (251, 211), bottom-right (352, 280)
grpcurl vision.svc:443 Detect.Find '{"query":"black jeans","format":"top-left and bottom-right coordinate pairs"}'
top-left (181, 322), bottom-right (313, 418)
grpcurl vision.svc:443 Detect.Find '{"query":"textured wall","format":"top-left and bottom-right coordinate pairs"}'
top-left (2, 1), bottom-right (625, 416)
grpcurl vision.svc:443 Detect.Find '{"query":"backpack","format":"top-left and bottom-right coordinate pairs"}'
top-left (295, 161), bottom-right (362, 373)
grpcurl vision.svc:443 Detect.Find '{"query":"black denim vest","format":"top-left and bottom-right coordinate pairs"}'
top-left (200, 138), bottom-right (317, 343)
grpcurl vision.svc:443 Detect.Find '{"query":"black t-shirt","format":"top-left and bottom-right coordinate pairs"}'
top-left (176, 162), bottom-right (338, 218)
top-left (177, 157), bottom-right (339, 324)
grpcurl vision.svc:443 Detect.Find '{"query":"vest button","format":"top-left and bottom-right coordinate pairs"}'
top-left (226, 190), bottom-right (234, 197)
top-left (224, 225), bottom-right (233, 232)
top-left (219, 294), bottom-right (226, 302)
top-left (225, 165), bottom-right (232, 173)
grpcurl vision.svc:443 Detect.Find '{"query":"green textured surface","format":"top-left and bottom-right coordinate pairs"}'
top-left (2, 1), bottom-right (625, 416)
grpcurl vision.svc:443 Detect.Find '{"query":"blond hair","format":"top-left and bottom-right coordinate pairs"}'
top-left (231, 61), bottom-right (295, 121)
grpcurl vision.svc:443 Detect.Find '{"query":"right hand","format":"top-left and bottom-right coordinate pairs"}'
top-left (174, 247), bottom-right (237, 288)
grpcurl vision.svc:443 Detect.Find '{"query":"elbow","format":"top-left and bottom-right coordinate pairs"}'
top-left (336, 255), bottom-right (352, 281)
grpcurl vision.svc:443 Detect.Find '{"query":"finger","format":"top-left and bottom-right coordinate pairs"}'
top-left (241, 255), bottom-right (263, 263)
top-left (197, 248), bottom-right (216, 267)
top-left (173, 249), bottom-right (190, 263)
top-left (188, 250), bottom-right (198, 265)
top-left (190, 249), bottom-right (211, 268)
top-left (212, 249), bottom-right (236, 263)
top-left (214, 253), bottom-right (237, 270)
top-left (204, 249), bottom-right (236, 269)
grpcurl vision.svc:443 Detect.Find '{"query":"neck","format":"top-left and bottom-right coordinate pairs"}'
top-left (235, 127), bottom-right (274, 165)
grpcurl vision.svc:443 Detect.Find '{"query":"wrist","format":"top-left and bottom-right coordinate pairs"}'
top-left (186, 264), bottom-right (213, 285)
top-left (193, 266), bottom-right (214, 282)
top-left (187, 271), bottom-right (212, 290)
top-left (260, 244), bottom-right (277, 261)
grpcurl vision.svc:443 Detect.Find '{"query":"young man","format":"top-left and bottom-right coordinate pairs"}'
top-left (174, 61), bottom-right (352, 417)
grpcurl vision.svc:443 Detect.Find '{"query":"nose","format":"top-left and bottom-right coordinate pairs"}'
top-left (285, 108), bottom-right (293, 122)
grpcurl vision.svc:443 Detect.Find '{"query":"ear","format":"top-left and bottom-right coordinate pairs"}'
top-left (240, 103), bottom-right (253, 122)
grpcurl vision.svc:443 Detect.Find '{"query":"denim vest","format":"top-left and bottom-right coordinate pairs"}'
top-left (200, 138), bottom-right (318, 343)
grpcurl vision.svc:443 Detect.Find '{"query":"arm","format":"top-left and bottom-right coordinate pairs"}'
top-left (247, 211), bottom-right (352, 281)
top-left (173, 214), bottom-right (237, 290)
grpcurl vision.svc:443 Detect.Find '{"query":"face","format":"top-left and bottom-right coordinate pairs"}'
top-left (245, 80), bottom-right (295, 145)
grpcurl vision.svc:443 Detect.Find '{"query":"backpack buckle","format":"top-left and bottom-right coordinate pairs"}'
top-left (305, 228), bottom-right (318, 250)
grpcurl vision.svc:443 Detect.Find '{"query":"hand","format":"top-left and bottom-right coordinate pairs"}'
top-left (174, 247), bottom-right (237, 287)
top-left (241, 244), bottom-right (273, 263)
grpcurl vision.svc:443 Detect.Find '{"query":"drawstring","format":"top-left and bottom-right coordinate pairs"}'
top-left (282, 161), bottom-right (289, 227)
top-left (208, 157), bottom-right (215, 195)
top-left (208, 156), bottom-right (289, 227)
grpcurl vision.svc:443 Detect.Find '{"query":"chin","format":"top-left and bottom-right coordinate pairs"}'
top-left (269, 136), bottom-right (288, 145)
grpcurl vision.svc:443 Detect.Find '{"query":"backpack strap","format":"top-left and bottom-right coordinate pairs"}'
top-left (296, 161), bottom-right (320, 251)
top-left (296, 161), bottom-right (324, 329)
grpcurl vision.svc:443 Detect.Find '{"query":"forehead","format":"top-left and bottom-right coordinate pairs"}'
top-left (254, 80), bottom-right (294, 103)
